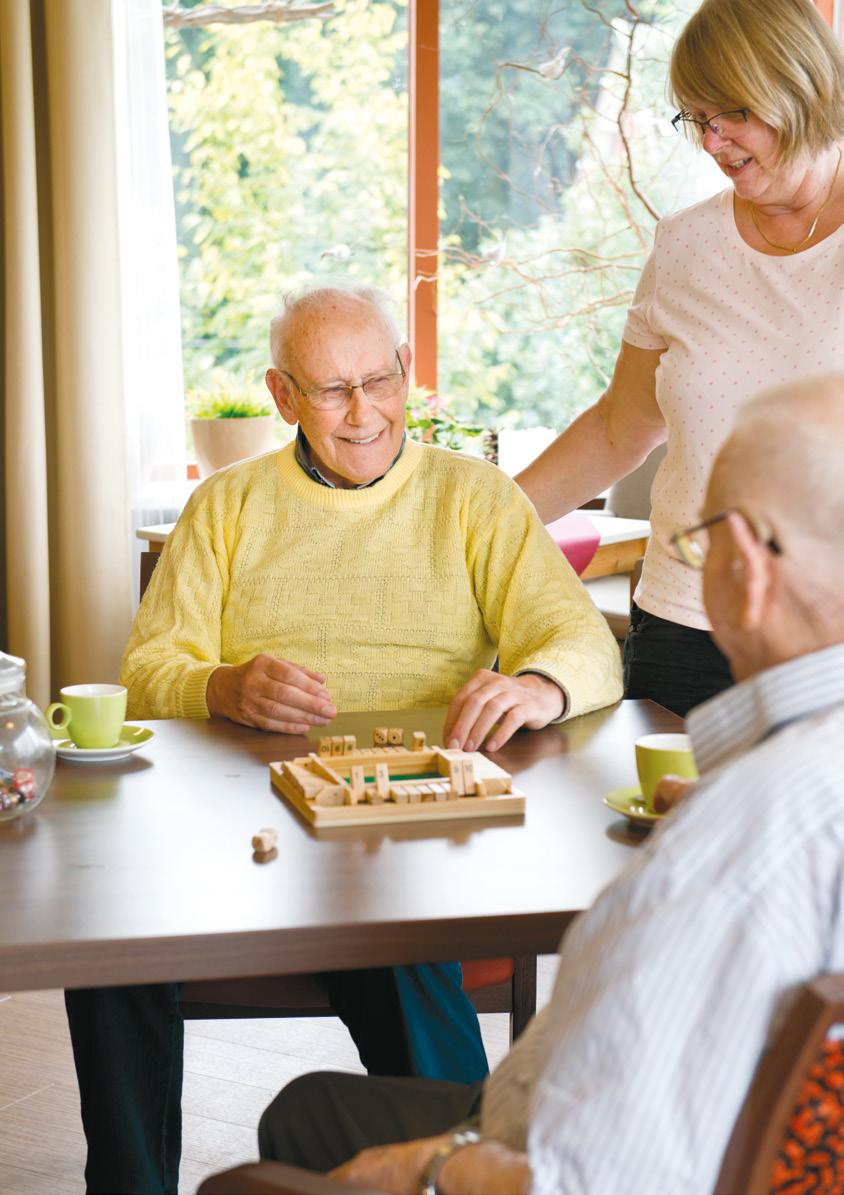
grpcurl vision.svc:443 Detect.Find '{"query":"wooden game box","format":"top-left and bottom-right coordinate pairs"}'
top-left (269, 727), bottom-right (525, 828)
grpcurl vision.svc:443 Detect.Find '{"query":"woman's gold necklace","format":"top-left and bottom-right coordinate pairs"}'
top-left (749, 146), bottom-right (843, 253)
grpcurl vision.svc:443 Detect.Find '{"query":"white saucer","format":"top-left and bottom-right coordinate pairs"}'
top-left (55, 725), bottom-right (154, 763)
top-left (603, 785), bottom-right (663, 827)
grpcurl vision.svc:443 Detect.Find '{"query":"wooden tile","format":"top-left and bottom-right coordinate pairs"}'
top-left (0, 1086), bottom-right (86, 1181)
top-left (181, 1071), bottom-right (282, 1126)
top-left (181, 1110), bottom-right (257, 1166)
top-left (185, 1016), bottom-right (365, 1078)
top-left (0, 1163), bottom-right (82, 1195)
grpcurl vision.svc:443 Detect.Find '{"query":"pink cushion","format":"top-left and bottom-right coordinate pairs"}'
top-left (545, 511), bottom-right (600, 575)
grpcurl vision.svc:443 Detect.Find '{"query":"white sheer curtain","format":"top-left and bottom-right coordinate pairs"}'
top-left (112, 0), bottom-right (188, 606)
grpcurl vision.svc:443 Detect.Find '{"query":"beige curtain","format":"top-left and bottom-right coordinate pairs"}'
top-left (1, 0), bottom-right (133, 708)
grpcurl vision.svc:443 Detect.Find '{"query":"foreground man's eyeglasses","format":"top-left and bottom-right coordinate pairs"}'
top-left (671, 508), bottom-right (783, 569)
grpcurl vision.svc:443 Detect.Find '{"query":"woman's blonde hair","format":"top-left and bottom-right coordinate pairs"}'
top-left (670, 0), bottom-right (844, 163)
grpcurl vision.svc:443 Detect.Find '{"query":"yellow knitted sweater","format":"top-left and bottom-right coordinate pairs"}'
top-left (121, 439), bottom-right (621, 720)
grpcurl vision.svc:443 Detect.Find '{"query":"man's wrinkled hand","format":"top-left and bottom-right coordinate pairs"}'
top-left (443, 670), bottom-right (565, 753)
top-left (206, 653), bottom-right (336, 734)
top-left (651, 773), bottom-right (691, 814)
top-left (329, 1135), bottom-right (445, 1194)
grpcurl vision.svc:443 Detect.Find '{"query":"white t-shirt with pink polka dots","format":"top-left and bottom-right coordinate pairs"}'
top-left (623, 185), bottom-right (844, 630)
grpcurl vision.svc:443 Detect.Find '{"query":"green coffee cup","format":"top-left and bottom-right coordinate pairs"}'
top-left (46, 684), bottom-right (127, 749)
top-left (635, 732), bottom-right (698, 812)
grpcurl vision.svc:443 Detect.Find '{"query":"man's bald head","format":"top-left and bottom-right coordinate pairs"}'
top-left (708, 375), bottom-right (844, 560)
top-left (269, 282), bottom-right (400, 373)
top-left (701, 375), bottom-right (844, 677)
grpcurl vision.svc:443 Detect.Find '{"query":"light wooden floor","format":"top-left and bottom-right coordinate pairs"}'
top-left (0, 957), bottom-right (558, 1194)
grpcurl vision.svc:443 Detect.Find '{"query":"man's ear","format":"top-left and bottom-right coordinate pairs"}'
top-left (725, 511), bottom-right (772, 631)
top-left (266, 368), bottom-right (298, 426)
top-left (398, 342), bottom-right (412, 378)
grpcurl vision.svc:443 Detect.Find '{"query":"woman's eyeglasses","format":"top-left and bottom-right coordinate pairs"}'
top-left (671, 108), bottom-right (750, 139)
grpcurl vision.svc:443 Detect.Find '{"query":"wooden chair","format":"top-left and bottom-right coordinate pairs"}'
top-left (198, 972), bottom-right (844, 1195)
top-left (605, 444), bottom-right (665, 522)
top-left (197, 1161), bottom-right (383, 1194)
top-left (714, 971), bottom-right (844, 1194)
top-left (181, 954), bottom-right (537, 1044)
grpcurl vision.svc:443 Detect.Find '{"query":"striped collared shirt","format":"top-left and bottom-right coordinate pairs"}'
top-left (294, 427), bottom-right (406, 489)
top-left (481, 643), bottom-right (844, 1194)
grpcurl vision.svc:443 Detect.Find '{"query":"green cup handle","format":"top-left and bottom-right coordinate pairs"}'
top-left (45, 702), bottom-right (72, 739)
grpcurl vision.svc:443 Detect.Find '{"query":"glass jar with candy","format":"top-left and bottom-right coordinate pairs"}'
top-left (0, 652), bottom-right (56, 821)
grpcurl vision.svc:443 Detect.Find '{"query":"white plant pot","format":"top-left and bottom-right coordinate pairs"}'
top-left (191, 415), bottom-right (277, 478)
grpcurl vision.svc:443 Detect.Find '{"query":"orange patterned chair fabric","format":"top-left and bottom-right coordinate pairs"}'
top-left (771, 1036), bottom-right (844, 1195)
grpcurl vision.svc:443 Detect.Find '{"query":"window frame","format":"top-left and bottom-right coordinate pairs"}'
top-left (407, 0), bottom-right (439, 392)
top-left (406, 0), bottom-right (842, 395)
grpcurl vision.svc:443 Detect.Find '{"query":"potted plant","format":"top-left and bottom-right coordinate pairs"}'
top-left (189, 392), bottom-right (278, 479)
top-left (405, 385), bottom-right (489, 456)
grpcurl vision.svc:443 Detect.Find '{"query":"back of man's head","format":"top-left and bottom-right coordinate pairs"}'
top-left (712, 374), bottom-right (844, 543)
top-left (708, 373), bottom-right (844, 645)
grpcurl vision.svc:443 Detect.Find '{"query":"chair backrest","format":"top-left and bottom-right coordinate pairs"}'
top-left (606, 444), bottom-right (666, 519)
top-left (714, 973), bottom-right (844, 1195)
top-left (180, 956), bottom-right (536, 1043)
top-left (140, 550), bottom-right (160, 600)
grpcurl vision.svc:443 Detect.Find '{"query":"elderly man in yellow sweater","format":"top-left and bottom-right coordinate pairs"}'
top-left (122, 283), bottom-right (620, 747)
top-left (64, 283), bottom-right (621, 1195)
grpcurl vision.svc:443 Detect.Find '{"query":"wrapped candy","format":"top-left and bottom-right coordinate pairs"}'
top-left (12, 768), bottom-right (36, 801)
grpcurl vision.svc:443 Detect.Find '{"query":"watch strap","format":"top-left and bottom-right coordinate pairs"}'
top-left (418, 1127), bottom-right (483, 1195)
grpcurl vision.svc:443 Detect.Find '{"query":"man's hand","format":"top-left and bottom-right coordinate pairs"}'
top-left (329, 1135), bottom-right (445, 1194)
top-left (443, 670), bottom-right (565, 753)
top-left (330, 1136), bottom-right (531, 1195)
top-left (206, 654), bottom-right (336, 733)
top-left (652, 773), bottom-right (692, 814)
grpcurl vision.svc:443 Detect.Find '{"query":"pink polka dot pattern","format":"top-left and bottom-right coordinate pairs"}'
top-left (622, 187), bottom-right (844, 630)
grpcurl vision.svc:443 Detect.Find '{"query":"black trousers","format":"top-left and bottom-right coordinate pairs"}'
top-left (65, 963), bottom-right (488, 1195)
top-left (623, 602), bottom-right (734, 717)
top-left (258, 1071), bottom-right (484, 1173)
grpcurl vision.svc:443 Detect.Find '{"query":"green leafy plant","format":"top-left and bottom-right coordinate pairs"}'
top-left (189, 393), bottom-right (273, 419)
top-left (406, 384), bottom-right (487, 455)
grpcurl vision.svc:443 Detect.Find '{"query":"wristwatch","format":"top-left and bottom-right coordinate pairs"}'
top-left (418, 1127), bottom-right (483, 1195)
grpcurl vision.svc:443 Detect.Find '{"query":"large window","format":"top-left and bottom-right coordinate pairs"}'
top-left (435, 0), bottom-right (719, 431)
top-left (162, 0), bottom-right (772, 438)
top-left (165, 0), bottom-right (408, 414)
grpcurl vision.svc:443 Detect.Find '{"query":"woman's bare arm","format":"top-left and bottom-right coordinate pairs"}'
top-left (516, 343), bottom-right (666, 523)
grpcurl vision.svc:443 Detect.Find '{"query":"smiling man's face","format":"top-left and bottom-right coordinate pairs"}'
top-left (267, 295), bottom-right (410, 489)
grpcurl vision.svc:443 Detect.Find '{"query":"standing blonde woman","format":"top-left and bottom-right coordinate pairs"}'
top-left (518, 0), bottom-right (844, 716)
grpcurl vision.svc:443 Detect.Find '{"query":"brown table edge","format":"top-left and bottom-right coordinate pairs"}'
top-left (0, 912), bottom-right (576, 993)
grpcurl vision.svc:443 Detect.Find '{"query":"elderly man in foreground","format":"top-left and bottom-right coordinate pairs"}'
top-left (258, 374), bottom-right (844, 1195)
top-left (64, 282), bottom-right (621, 1195)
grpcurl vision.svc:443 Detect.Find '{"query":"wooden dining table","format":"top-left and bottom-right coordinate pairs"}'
top-left (0, 700), bottom-right (677, 995)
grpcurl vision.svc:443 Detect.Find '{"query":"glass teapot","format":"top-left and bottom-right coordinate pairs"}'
top-left (0, 652), bottom-right (55, 821)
